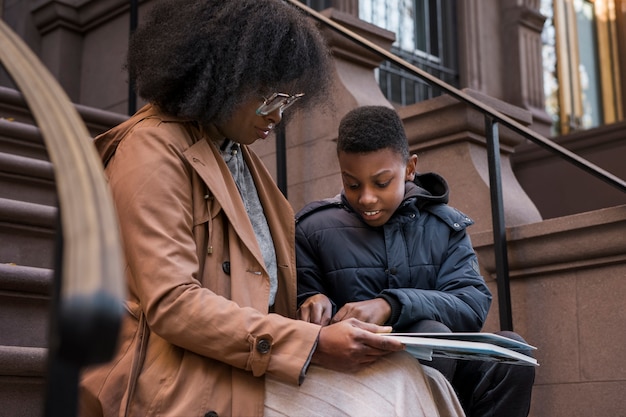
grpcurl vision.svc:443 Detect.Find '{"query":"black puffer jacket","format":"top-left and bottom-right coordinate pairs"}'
top-left (295, 173), bottom-right (492, 332)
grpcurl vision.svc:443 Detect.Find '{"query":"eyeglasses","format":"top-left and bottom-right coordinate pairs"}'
top-left (256, 92), bottom-right (305, 116)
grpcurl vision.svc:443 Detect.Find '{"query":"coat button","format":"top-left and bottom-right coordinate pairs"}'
top-left (205, 412), bottom-right (218, 417)
top-left (222, 261), bottom-right (230, 275)
top-left (256, 339), bottom-right (271, 354)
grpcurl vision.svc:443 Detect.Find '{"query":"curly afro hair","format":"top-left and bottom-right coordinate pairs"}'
top-left (337, 106), bottom-right (410, 162)
top-left (128, 0), bottom-right (332, 126)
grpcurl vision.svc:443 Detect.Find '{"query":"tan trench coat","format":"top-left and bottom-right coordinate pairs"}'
top-left (79, 104), bottom-right (321, 417)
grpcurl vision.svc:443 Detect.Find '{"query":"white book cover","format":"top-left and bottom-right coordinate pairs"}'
top-left (382, 333), bottom-right (538, 366)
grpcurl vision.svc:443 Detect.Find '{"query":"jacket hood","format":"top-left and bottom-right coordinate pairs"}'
top-left (406, 172), bottom-right (449, 206)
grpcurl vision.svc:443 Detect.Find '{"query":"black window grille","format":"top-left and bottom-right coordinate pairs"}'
top-left (298, 1), bottom-right (460, 105)
top-left (299, 0), bottom-right (333, 10)
top-left (363, 0), bottom-right (461, 105)
top-left (377, 46), bottom-right (459, 105)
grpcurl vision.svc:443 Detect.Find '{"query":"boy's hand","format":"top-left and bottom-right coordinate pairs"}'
top-left (332, 298), bottom-right (391, 325)
top-left (298, 293), bottom-right (333, 325)
top-left (311, 318), bottom-right (404, 372)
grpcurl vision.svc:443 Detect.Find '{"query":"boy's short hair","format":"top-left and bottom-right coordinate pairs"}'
top-left (337, 106), bottom-right (410, 162)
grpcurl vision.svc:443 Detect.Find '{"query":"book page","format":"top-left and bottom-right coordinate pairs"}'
top-left (389, 332), bottom-right (537, 352)
top-left (382, 334), bottom-right (538, 366)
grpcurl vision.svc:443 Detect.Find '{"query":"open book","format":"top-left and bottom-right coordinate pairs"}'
top-left (382, 332), bottom-right (538, 366)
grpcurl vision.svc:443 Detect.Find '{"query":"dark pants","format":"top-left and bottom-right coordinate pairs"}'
top-left (401, 320), bottom-right (536, 417)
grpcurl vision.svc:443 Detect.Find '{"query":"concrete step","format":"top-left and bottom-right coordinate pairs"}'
top-left (0, 87), bottom-right (128, 416)
top-left (0, 198), bottom-right (57, 269)
top-left (0, 345), bottom-right (47, 417)
top-left (0, 118), bottom-right (48, 161)
top-left (0, 86), bottom-right (128, 138)
top-left (0, 263), bottom-right (52, 348)
top-left (0, 151), bottom-right (56, 206)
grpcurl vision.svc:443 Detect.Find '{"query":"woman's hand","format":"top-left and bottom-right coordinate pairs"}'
top-left (311, 318), bottom-right (404, 373)
top-left (332, 298), bottom-right (391, 326)
top-left (298, 293), bottom-right (333, 325)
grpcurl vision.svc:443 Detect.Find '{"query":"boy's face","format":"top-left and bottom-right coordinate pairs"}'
top-left (338, 148), bottom-right (417, 227)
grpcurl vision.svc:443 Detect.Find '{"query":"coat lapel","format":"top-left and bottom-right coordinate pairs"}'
top-left (183, 138), bottom-right (266, 271)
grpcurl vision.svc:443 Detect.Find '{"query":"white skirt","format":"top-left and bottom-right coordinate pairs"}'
top-left (265, 351), bottom-right (465, 417)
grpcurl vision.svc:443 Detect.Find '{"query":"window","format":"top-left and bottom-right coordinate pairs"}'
top-left (299, 0), bottom-right (333, 10)
top-left (542, 0), bottom-right (624, 135)
top-left (359, 0), bottom-right (459, 105)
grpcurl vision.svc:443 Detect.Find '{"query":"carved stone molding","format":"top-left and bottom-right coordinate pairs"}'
top-left (31, 0), bottom-right (132, 35)
top-left (501, 0), bottom-right (552, 136)
top-left (399, 89), bottom-right (542, 231)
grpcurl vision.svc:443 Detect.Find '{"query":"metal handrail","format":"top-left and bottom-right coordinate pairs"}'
top-left (286, 0), bottom-right (626, 331)
top-left (288, 0), bottom-right (626, 193)
top-left (0, 20), bottom-right (125, 417)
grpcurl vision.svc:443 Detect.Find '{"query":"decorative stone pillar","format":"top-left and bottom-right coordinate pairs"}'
top-left (618, 0), bottom-right (626, 114)
top-left (30, 0), bottom-right (84, 102)
top-left (456, 0), bottom-right (488, 93)
top-left (457, 0), bottom-right (553, 137)
top-left (29, 0), bottom-right (131, 107)
top-left (399, 89), bottom-right (543, 232)
top-left (501, 0), bottom-right (553, 137)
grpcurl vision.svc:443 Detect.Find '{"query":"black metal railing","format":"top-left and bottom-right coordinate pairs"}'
top-left (122, 0), bottom-right (626, 332)
top-left (377, 46), bottom-right (459, 105)
top-left (128, 0), bottom-right (139, 116)
top-left (286, 0), bottom-right (626, 332)
top-left (363, 0), bottom-right (460, 105)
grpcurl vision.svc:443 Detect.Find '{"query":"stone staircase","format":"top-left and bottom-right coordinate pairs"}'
top-left (0, 86), bottom-right (126, 416)
top-left (0, 117), bottom-right (56, 416)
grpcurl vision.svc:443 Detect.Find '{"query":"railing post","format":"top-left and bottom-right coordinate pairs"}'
top-left (485, 116), bottom-right (513, 331)
top-left (44, 218), bottom-right (80, 417)
top-left (128, 0), bottom-right (138, 116)
top-left (276, 122), bottom-right (288, 197)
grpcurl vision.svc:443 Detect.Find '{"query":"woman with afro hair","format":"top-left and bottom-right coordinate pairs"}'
top-left (79, 1), bottom-right (465, 416)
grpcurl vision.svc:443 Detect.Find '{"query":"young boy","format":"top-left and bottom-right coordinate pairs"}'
top-left (296, 105), bottom-right (535, 417)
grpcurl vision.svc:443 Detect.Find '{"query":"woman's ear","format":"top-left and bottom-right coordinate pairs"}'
top-left (405, 154), bottom-right (418, 180)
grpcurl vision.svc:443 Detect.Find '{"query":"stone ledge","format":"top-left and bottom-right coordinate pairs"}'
top-left (472, 204), bottom-right (626, 277)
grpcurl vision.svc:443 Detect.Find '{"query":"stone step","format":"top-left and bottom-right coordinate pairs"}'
top-left (0, 345), bottom-right (47, 417)
top-left (0, 263), bottom-right (52, 348)
top-left (0, 86), bottom-right (128, 137)
top-left (0, 345), bottom-right (47, 376)
top-left (0, 151), bottom-right (56, 206)
top-left (0, 87), bottom-right (128, 416)
top-left (0, 198), bottom-right (57, 269)
top-left (0, 117), bottom-right (48, 161)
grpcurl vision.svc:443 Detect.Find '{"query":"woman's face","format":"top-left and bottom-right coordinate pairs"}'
top-left (208, 96), bottom-right (283, 146)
